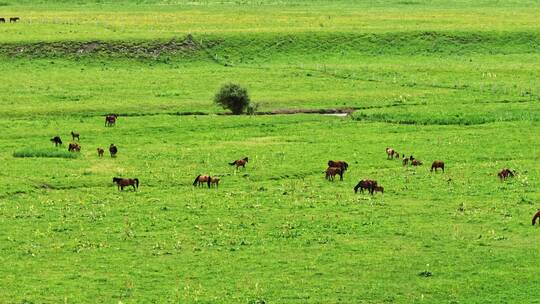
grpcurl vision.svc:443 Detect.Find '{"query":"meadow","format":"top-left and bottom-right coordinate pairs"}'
top-left (0, 0), bottom-right (539, 303)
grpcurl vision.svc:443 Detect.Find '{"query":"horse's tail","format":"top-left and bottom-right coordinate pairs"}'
top-left (207, 177), bottom-right (211, 188)
top-left (134, 178), bottom-right (139, 189)
top-left (532, 211), bottom-right (540, 226)
top-left (193, 175), bottom-right (201, 186)
top-left (354, 183), bottom-right (360, 193)
top-left (229, 161), bottom-right (236, 166)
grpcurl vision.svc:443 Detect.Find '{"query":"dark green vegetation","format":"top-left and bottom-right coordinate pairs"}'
top-left (0, 0), bottom-right (539, 303)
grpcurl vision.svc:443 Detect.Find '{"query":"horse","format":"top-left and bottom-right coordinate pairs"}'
top-left (113, 177), bottom-right (139, 191)
top-left (431, 161), bottom-right (445, 172)
top-left (325, 167), bottom-right (343, 181)
top-left (411, 159), bottom-right (422, 166)
top-left (71, 131), bottom-right (80, 141)
top-left (193, 175), bottom-right (211, 188)
top-left (105, 114), bottom-right (118, 127)
top-left (410, 155), bottom-right (415, 161)
top-left (9, 17), bottom-right (19, 23)
top-left (68, 143), bottom-right (81, 152)
top-left (50, 136), bottom-right (62, 146)
top-left (532, 211), bottom-right (540, 226)
top-left (402, 157), bottom-right (409, 166)
top-left (498, 168), bottom-right (515, 181)
top-left (373, 185), bottom-right (384, 194)
top-left (97, 148), bottom-right (104, 157)
top-left (354, 179), bottom-right (377, 195)
top-left (209, 176), bottom-right (220, 188)
top-left (385, 147), bottom-right (395, 159)
top-left (328, 160), bottom-right (348, 171)
top-left (109, 144), bottom-right (118, 157)
top-left (394, 152), bottom-right (400, 159)
top-left (0, 18), bottom-right (5, 23)
top-left (229, 157), bottom-right (248, 169)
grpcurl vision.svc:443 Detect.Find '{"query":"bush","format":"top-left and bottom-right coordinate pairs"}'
top-left (214, 83), bottom-right (250, 115)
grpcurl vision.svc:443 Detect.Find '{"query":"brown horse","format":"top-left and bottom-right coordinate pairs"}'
top-left (325, 167), bottom-right (344, 181)
top-left (97, 148), bottom-right (104, 157)
top-left (193, 175), bottom-right (211, 188)
top-left (411, 159), bottom-right (422, 166)
top-left (209, 176), bottom-right (220, 188)
top-left (0, 18), bottom-right (5, 23)
top-left (354, 179), bottom-right (377, 195)
top-left (105, 114), bottom-right (118, 127)
top-left (394, 152), bottom-right (400, 159)
top-left (113, 177), bottom-right (139, 191)
top-left (498, 168), bottom-right (515, 181)
top-left (10, 17), bottom-right (19, 23)
top-left (50, 136), bottom-right (62, 146)
top-left (402, 157), bottom-right (409, 166)
top-left (385, 147), bottom-right (395, 159)
top-left (229, 157), bottom-right (248, 169)
top-left (373, 185), bottom-right (384, 194)
top-left (532, 211), bottom-right (540, 226)
top-left (71, 131), bottom-right (80, 141)
top-left (328, 160), bottom-right (348, 171)
top-left (431, 161), bottom-right (445, 172)
top-left (109, 144), bottom-right (118, 157)
top-left (68, 143), bottom-right (81, 152)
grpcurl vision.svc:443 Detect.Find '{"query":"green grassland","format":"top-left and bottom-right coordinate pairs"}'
top-left (0, 0), bottom-right (539, 303)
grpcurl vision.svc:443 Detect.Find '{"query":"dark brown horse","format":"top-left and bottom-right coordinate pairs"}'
top-left (105, 114), bottom-right (118, 127)
top-left (385, 147), bottom-right (395, 159)
top-left (532, 211), bottom-right (540, 226)
top-left (193, 175), bottom-right (211, 188)
top-left (113, 177), bottom-right (139, 191)
top-left (431, 161), bottom-right (445, 172)
top-left (68, 143), bottom-right (81, 152)
top-left (109, 144), bottom-right (118, 157)
top-left (328, 160), bottom-right (348, 171)
top-left (50, 136), bottom-right (62, 146)
top-left (411, 159), bottom-right (422, 166)
top-left (373, 185), bottom-right (384, 194)
top-left (325, 167), bottom-right (343, 181)
top-left (9, 17), bottom-right (19, 23)
top-left (71, 131), bottom-right (80, 141)
top-left (498, 168), bottom-right (515, 181)
top-left (402, 157), bottom-right (409, 166)
top-left (229, 157), bottom-right (248, 169)
top-left (354, 179), bottom-right (377, 195)
top-left (0, 18), bottom-right (5, 23)
top-left (97, 148), bottom-right (104, 157)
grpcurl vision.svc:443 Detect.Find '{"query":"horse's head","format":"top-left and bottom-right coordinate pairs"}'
top-left (244, 157), bottom-right (249, 162)
top-left (112, 177), bottom-right (121, 183)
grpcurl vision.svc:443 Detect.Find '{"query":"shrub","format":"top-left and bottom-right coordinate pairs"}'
top-left (214, 83), bottom-right (250, 115)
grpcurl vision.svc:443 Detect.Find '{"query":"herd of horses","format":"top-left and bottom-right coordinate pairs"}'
top-left (0, 17), bottom-right (19, 23)
top-left (47, 115), bottom-right (537, 225)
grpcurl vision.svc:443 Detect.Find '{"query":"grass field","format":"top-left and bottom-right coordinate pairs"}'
top-left (0, 0), bottom-right (539, 303)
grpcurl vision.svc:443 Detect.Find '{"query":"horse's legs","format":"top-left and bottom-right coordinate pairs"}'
top-left (132, 184), bottom-right (136, 191)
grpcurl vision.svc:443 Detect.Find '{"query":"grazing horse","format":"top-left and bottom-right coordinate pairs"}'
top-left (109, 144), bottom-right (118, 157)
top-left (10, 17), bottom-right (19, 23)
top-left (193, 175), bottom-right (211, 188)
top-left (97, 148), bottom-right (104, 157)
top-left (328, 160), bottom-right (348, 172)
top-left (325, 167), bottom-right (343, 181)
top-left (411, 159), bottom-right (422, 166)
top-left (402, 157), bottom-right (409, 166)
top-left (68, 143), bottom-right (81, 152)
top-left (229, 157), bottom-right (248, 169)
top-left (394, 152), bottom-right (400, 159)
top-left (410, 155), bottom-right (415, 161)
top-left (50, 136), bottom-right (62, 146)
top-left (209, 176), bottom-right (220, 188)
top-left (431, 161), bottom-right (445, 172)
top-left (0, 18), bottom-right (5, 23)
top-left (373, 185), bottom-right (384, 194)
top-left (354, 179), bottom-right (377, 195)
top-left (71, 131), bottom-right (80, 141)
top-left (498, 168), bottom-right (515, 181)
top-left (386, 147), bottom-right (396, 159)
top-left (532, 211), bottom-right (540, 226)
top-left (105, 114), bottom-right (118, 127)
top-left (113, 177), bottom-right (139, 191)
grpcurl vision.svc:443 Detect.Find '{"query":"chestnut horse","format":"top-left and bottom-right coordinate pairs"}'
top-left (209, 177), bottom-right (220, 188)
top-left (354, 179), bottom-right (377, 195)
top-left (411, 159), bottom-right (422, 166)
top-left (193, 175), bottom-right (211, 188)
top-left (532, 211), bottom-right (540, 226)
top-left (431, 161), bottom-right (445, 172)
top-left (113, 177), bottom-right (139, 191)
top-left (229, 157), bottom-right (248, 169)
top-left (328, 160), bottom-right (348, 171)
top-left (498, 168), bottom-right (515, 181)
top-left (385, 148), bottom-right (396, 159)
top-left (68, 143), bottom-right (81, 152)
top-left (105, 114), bottom-right (118, 127)
top-left (50, 136), bottom-right (62, 146)
top-left (325, 167), bottom-right (343, 181)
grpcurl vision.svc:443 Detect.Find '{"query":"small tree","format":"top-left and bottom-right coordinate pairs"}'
top-left (214, 83), bottom-right (250, 115)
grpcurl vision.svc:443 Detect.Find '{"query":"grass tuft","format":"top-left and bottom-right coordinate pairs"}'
top-left (13, 147), bottom-right (79, 159)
